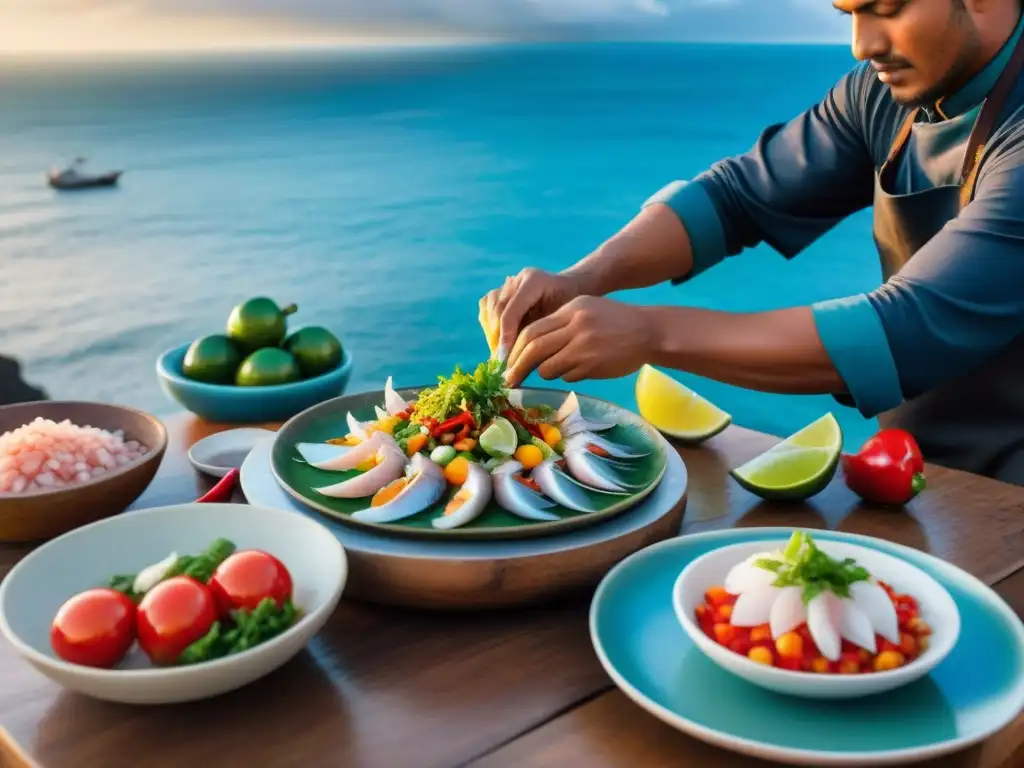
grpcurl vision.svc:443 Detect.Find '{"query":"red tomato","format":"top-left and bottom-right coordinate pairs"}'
top-left (208, 550), bottom-right (292, 615)
top-left (136, 576), bottom-right (218, 665)
top-left (50, 588), bottom-right (136, 668)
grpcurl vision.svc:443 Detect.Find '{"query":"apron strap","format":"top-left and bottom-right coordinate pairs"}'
top-left (960, 27), bottom-right (1024, 209)
top-left (879, 106), bottom-right (919, 190)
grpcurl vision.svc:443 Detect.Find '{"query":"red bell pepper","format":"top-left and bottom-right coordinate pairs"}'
top-left (431, 411), bottom-right (476, 438)
top-left (501, 408), bottom-right (542, 439)
top-left (841, 429), bottom-right (926, 505)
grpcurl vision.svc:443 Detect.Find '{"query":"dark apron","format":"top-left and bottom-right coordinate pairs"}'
top-left (871, 32), bottom-right (1024, 483)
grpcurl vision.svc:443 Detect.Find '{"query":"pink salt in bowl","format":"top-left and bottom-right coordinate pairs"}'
top-left (0, 401), bottom-right (167, 543)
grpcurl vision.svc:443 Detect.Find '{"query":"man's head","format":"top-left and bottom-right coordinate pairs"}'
top-left (833, 0), bottom-right (1021, 107)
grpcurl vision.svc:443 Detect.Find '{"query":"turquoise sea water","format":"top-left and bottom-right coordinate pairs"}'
top-left (0, 44), bottom-right (881, 449)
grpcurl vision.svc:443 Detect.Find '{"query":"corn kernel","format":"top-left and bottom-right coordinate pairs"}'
top-left (775, 632), bottom-right (804, 659)
top-left (748, 646), bottom-right (774, 665)
top-left (713, 623), bottom-right (736, 645)
top-left (900, 633), bottom-right (917, 656)
top-left (839, 659), bottom-right (860, 674)
top-left (716, 604), bottom-right (733, 621)
top-left (750, 624), bottom-right (772, 643)
top-left (909, 617), bottom-right (932, 635)
top-left (810, 657), bottom-right (830, 673)
top-left (874, 650), bottom-right (906, 671)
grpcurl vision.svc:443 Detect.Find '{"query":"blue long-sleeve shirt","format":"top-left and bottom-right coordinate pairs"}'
top-left (646, 15), bottom-right (1024, 418)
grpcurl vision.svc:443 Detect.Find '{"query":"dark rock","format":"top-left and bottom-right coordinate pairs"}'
top-left (0, 355), bottom-right (48, 407)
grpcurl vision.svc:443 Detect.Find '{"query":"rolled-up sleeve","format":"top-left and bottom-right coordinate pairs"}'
top-left (813, 154), bottom-right (1024, 416)
top-left (645, 64), bottom-right (878, 281)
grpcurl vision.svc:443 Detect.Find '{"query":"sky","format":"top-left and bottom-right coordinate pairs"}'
top-left (0, 0), bottom-right (852, 54)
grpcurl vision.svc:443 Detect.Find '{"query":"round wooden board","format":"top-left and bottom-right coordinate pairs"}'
top-left (241, 434), bottom-right (688, 610)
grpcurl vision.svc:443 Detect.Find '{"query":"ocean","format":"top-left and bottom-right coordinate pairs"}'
top-left (0, 43), bottom-right (882, 450)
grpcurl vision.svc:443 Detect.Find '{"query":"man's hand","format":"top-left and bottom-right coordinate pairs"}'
top-left (478, 268), bottom-right (584, 361)
top-left (503, 296), bottom-right (659, 387)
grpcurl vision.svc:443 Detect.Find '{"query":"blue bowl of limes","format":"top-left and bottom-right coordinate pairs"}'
top-left (156, 334), bottom-right (353, 425)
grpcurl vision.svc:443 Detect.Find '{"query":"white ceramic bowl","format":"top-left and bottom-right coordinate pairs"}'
top-left (0, 502), bottom-right (347, 704)
top-left (672, 539), bottom-right (960, 699)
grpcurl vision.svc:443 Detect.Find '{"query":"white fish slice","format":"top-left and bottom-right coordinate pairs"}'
top-left (346, 411), bottom-right (372, 441)
top-left (314, 444), bottom-right (406, 498)
top-left (295, 442), bottom-right (355, 470)
top-left (374, 405), bottom-right (390, 421)
top-left (850, 580), bottom-right (901, 644)
top-left (555, 392), bottom-right (616, 433)
top-left (492, 461), bottom-right (560, 521)
top-left (839, 599), bottom-right (877, 653)
top-left (563, 431), bottom-right (648, 460)
top-left (384, 376), bottom-right (410, 415)
top-left (433, 462), bottom-right (492, 529)
top-left (351, 453), bottom-right (445, 524)
top-left (532, 459), bottom-right (602, 513)
top-left (730, 585), bottom-right (779, 627)
top-left (769, 586), bottom-right (807, 639)
top-left (807, 591), bottom-right (844, 662)
top-left (301, 431), bottom-right (396, 472)
top-left (563, 449), bottom-right (633, 494)
top-left (724, 553), bottom-right (781, 595)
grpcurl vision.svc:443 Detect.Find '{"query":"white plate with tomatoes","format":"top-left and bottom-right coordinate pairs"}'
top-left (0, 502), bottom-right (347, 704)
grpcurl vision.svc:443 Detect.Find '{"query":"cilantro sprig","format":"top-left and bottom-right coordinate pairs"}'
top-left (413, 359), bottom-right (509, 426)
top-left (754, 531), bottom-right (870, 605)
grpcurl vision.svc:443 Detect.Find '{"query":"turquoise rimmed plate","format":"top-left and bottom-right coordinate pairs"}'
top-left (589, 528), bottom-right (1024, 766)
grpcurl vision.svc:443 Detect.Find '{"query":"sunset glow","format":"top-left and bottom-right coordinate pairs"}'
top-left (0, 4), bottom-right (469, 55)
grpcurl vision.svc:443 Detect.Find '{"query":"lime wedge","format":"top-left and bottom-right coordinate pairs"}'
top-left (479, 416), bottom-right (518, 458)
top-left (635, 364), bottom-right (732, 443)
top-left (730, 413), bottom-right (842, 501)
top-left (530, 436), bottom-right (556, 459)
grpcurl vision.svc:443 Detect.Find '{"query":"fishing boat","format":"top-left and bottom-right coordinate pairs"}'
top-left (46, 158), bottom-right (122, 191)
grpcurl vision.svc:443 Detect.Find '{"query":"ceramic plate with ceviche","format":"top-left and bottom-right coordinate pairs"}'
top-left (271, 360), bottom-right (669, 539)
top-left (590, 528), bottom-right (1024, 766)
top-left (673, 531), bottom-right (960, 699)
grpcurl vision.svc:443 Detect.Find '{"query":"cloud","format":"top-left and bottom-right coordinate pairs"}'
top-left (2, 0), bottom-right (853, 51)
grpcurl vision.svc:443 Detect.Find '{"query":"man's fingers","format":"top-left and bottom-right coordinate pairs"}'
top-left (507, 308), bottom-right (571, 370)
top-left (499, 277), bottom-right (548, 360)
top-left (536, 346), bottom-right (583, 382)
top-left (559, 363), bottom-right (590, 383)
top-left (505, 329), bottom-right (574, 387)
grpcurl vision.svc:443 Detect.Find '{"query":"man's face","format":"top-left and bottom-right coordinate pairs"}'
top-left (834, 0), bottom-right (983, 106)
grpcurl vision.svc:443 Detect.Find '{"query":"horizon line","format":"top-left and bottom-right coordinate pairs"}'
top-left (0, 37), bottom-right (852, 60)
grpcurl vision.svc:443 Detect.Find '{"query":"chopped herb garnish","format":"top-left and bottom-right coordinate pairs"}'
top-left (754, 531), bottom-right (870, 605)
top-left (413, 359), bottom-right (510, 427)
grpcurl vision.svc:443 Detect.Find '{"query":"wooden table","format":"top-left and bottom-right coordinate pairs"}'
top-left (2, 413), bottom-right (1024, 768)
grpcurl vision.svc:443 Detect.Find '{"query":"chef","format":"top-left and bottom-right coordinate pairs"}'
top-left (480, 0), bottom-right (1024, 483)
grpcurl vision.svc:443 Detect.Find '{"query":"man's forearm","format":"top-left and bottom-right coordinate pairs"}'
top-left (642, 305), bottom-right (848, 395)
top-left (562, 204), bottom-right (696, 296)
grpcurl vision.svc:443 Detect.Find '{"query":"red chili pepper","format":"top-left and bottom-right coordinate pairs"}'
top-left (501, 408), bottom-right (542, 439)
top-left (196, 467), bottom-right (240, 504)
top-left (431, 411), bottom-right (475, 438)
top-left (841, 429), bottom-right (926, 506)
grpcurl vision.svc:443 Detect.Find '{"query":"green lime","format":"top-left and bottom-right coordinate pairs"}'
top-left (729, 413), bottom-right (842, 501)
top-left (182, 335), bottom-right (241, 385)
top-left (234, 348), bottom-right (302, 387)
top-left (226, 297), bottom-right (297, 353)
top-left (530, 436), bottom-right (556, 460)
top-left (479, 416), bottom-right (518, 458)
top-left (284, 326), bottom-right (343, 378)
